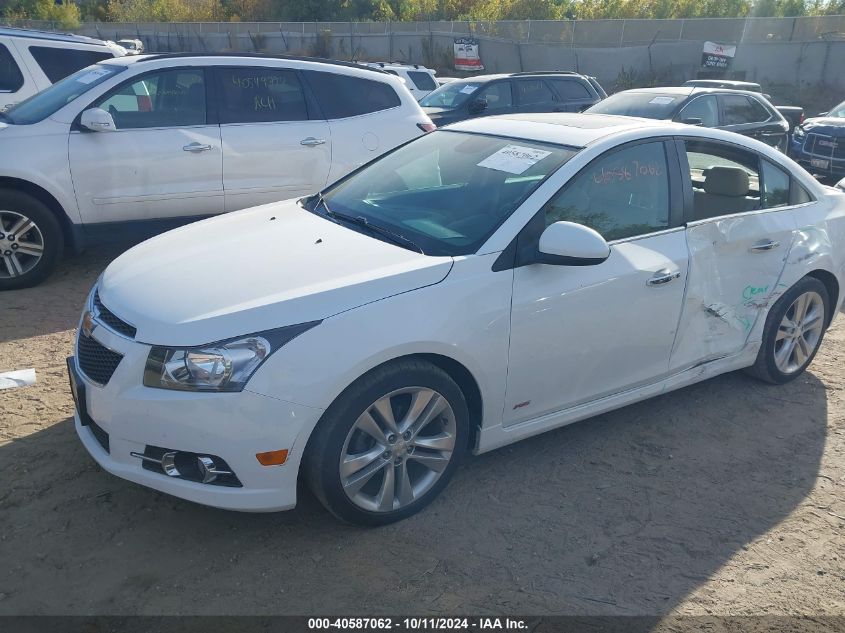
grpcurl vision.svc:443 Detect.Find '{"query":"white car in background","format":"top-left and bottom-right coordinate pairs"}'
top-left (361, 62), bottom-right (439, 100)
top-left (0, 27), bottom-right (125, 111)
top-left (0, 53), bottom-right (434, 289)
top-left (116, 38), bottom-right (144, 55)
top-left (69, 114), bottom-right (845, 525)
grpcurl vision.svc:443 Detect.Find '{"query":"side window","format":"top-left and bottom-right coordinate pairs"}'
top-left (217, 67), bottom-right (307, 123)
top-left (516, 79), bottom-right (555, 105)
top-left (722, 95), bottom-right (767, 125)
top-left (684, 139), bottom-right (761, 220)
top-left (790, 182), bottom-right (813, 206)
top-left (543, 141), bottom-right (670, 241)
top-left (407, 71), bottom-right (437, 91)
top-left (477, 82), bottom-right (512, 110)
top-left (761, 160), bottom-right (790, 209)
top-left (97, 69), bottom-right (206, 129)
top-left (0, 43), bottom-right (24, 93)
top-left (305, 71), bottom-right (400, 119)
top-left (677, 95), bottom-right (718, 127)
top-left (748, 97), bottom-right (772, 123)
top-left (548, 78), bottom-right (592, 100)
top-left (29, 46), bottom-right (113, 83)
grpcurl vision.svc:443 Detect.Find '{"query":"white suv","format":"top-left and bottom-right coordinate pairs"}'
top-left (0, 53), bottom-right (434, 289)
top-left (361, 63), bottom-right (439, 100)
top-left (0, 27), bottom-right (125, 111)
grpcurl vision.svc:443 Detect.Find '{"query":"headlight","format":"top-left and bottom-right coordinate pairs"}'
top-left (143, 321), bottom-right (320, 392)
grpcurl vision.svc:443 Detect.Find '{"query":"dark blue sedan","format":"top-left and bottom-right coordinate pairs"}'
top-left (790, 100), bottom-right (845, 180)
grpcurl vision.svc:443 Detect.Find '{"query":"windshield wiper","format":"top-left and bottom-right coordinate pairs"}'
top-left (309, 192), bottom-right (425, 254)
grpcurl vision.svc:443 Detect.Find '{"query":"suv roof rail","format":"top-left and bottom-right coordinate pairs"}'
top-left (0, 26), bottom-right (109, 46)
top-left (509, 70), bottom-right (581, 77)
top-left (137, 52), bottom-right (392, 74)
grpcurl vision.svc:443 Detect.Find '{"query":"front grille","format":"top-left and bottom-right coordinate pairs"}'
top-left (77, 333), bottom-right (123, 386)
top-left (804, 133), bottom-right (845, 161)
top-left (94, 291), bottom-right (136, 339)
top-left (88, 420), bottom-right (110, 453)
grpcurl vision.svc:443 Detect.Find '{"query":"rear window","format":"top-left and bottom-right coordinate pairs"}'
top-left (304, 71), bottom-right (400, 119)
top-left (29, 46), bottom-right (114, 83)
top-left (408, 71), bottom-right (437, 91)
top-left (216, 67), bottom-right (308, 123)
top-left (586, 92), bottom-right (680, 119)
top-left (0, 43), bottom-right (24, 93)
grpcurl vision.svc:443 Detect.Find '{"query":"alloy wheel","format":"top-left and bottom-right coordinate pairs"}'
top-left (0, 210), bottom-right (45, 279)
top-left (774, 290), bottom-right (825, 374)
top-left (339, 387), bottom-right (457, 513)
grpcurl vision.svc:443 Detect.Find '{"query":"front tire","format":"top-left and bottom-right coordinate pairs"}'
top-left (305, 359), bottom-right (469, 526)
top-left (745, 276), bottom-right (830, 384)
top-left (0, 189), bottom-right (63, 291)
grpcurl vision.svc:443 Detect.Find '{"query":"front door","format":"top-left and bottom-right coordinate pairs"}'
top-left (214, 66), bottom-right (331, 212)
top-left (668, 139), bottom-right (798, 371)
top-left (504, 140), bottom-right (688, 427)
top-left (69, 67), bottom-right (223, 223)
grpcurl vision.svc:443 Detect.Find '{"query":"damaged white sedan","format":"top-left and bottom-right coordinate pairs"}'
top-left (69, 113), bottom-right (845, 525)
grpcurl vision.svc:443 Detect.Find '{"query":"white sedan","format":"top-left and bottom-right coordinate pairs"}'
top-left (69, 113), bottom-right (845, 525)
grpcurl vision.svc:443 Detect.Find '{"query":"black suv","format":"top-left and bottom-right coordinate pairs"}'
top-left (419, 71), bottom-right (605, 126)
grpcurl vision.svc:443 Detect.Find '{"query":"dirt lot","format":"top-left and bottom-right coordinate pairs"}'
top-left (1, 244), bottom-right (844, 618)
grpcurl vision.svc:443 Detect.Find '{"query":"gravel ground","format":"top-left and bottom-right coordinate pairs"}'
top-left (1, 245), bottom-right (844, 617)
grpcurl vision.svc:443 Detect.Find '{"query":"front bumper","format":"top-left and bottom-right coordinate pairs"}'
top-left (70, 318), bottom-right (324, 512)
top-left (789, 136), bottom-right (845, 177)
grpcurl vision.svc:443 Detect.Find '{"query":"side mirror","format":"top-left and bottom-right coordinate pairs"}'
top-left (80, 107), bottom-right (116, 132)
top-left (536, 221), bottom-right (610, 266)
top-left (468, 98), bottom-right (488, 115)
top-left (681, 117), bottom-right (703, 126)
top-left (818, 111), bottom-right (828, 117)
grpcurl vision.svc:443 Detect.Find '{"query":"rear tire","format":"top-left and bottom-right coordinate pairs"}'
top-left (744, 276), bottom-right (829, 384)
top-left (305, 359), bottom-right (469, 526)
top-left (0, 189), bottom-right (63, 291)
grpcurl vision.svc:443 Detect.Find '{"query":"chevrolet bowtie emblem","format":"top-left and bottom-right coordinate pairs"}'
top-left (81, 310), bottom-right (97, 338)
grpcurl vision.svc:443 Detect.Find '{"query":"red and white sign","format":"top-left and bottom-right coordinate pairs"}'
top-left (701, 41), bottom-right (737, 69)
top-left (454, 37), bottom-right (484, 72)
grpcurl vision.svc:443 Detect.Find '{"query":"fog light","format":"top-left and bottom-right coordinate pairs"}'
top-left (256, 449), bottom-right (288, 466)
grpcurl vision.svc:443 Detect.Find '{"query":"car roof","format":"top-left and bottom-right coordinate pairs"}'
top-left (0, 26), bottom-right (112, 47)
top-left (615, 86), bottom-right (765, 98)
top-left (448, 112), bottom-right (669, 147)
top-left (685, 79), bottom-right (761, 89)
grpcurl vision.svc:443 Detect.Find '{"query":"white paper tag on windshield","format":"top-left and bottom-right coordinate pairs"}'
top-left (459, 85), bottom-right (478, 94)
top-left (477, 145), bottom-right (552, 175)
top-left (77, 68), bottom-right (110, 84)
top-left (649, 96), bottom-right (676, 105)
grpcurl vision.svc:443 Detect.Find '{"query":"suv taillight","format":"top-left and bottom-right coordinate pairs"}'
top-left (417, 122), bottom-right (436, 133)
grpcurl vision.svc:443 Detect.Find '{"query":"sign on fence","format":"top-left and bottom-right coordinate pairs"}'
top-left (454, 37), bottom-right (484, 71)
top-left (701, 41), bottom-right (736, 69)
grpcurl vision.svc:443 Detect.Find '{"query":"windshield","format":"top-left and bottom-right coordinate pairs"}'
top-left (4, 64), bottom-right (125, 125)
top-left (829, 101), bottom-right (845, 118)
top-left (586, 92), bottom-right (681, 119)
top-left (310, 130), bottom-right (579, 256)
top-left (419, 82), bottom-right (483, 109)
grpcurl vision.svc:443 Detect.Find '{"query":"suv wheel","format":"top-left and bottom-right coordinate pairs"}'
top-left (0, 190), bottom-right (63, 291)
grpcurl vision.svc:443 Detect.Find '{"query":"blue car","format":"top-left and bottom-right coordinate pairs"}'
top-left (790, 99), bottom-right (845, 180)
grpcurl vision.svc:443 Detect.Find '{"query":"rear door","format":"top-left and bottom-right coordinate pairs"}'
top-left (69, 67), bottom-right (224, 223)
top-left (719, 93), bottom-right (786, 149)
top-left (215, 66), bottom-right (331, 211)
top-left (668, 138), bottom-right (798, 372)
top-left (547, 77), bottom-right (597, 112)
top-left (514, 78), bottom-right (558, 114)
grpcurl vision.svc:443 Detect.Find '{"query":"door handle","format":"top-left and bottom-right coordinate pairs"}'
top-left (646, 269), bottom-right (681, 287)
top-left (183, 143), bottom-right (213, 153)
top-left (750, 239), bottom-right (780, 252)
top-left (300, 137), bottom-right (327, 147)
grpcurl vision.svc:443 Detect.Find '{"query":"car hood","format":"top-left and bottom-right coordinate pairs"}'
top-left (801, 117), bottom-right (845, 135)
top-left (98, 200), bottom-right (453, 346)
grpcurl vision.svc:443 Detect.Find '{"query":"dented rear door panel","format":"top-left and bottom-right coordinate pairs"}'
top-left (669, 209), bottom-right (797, 372)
